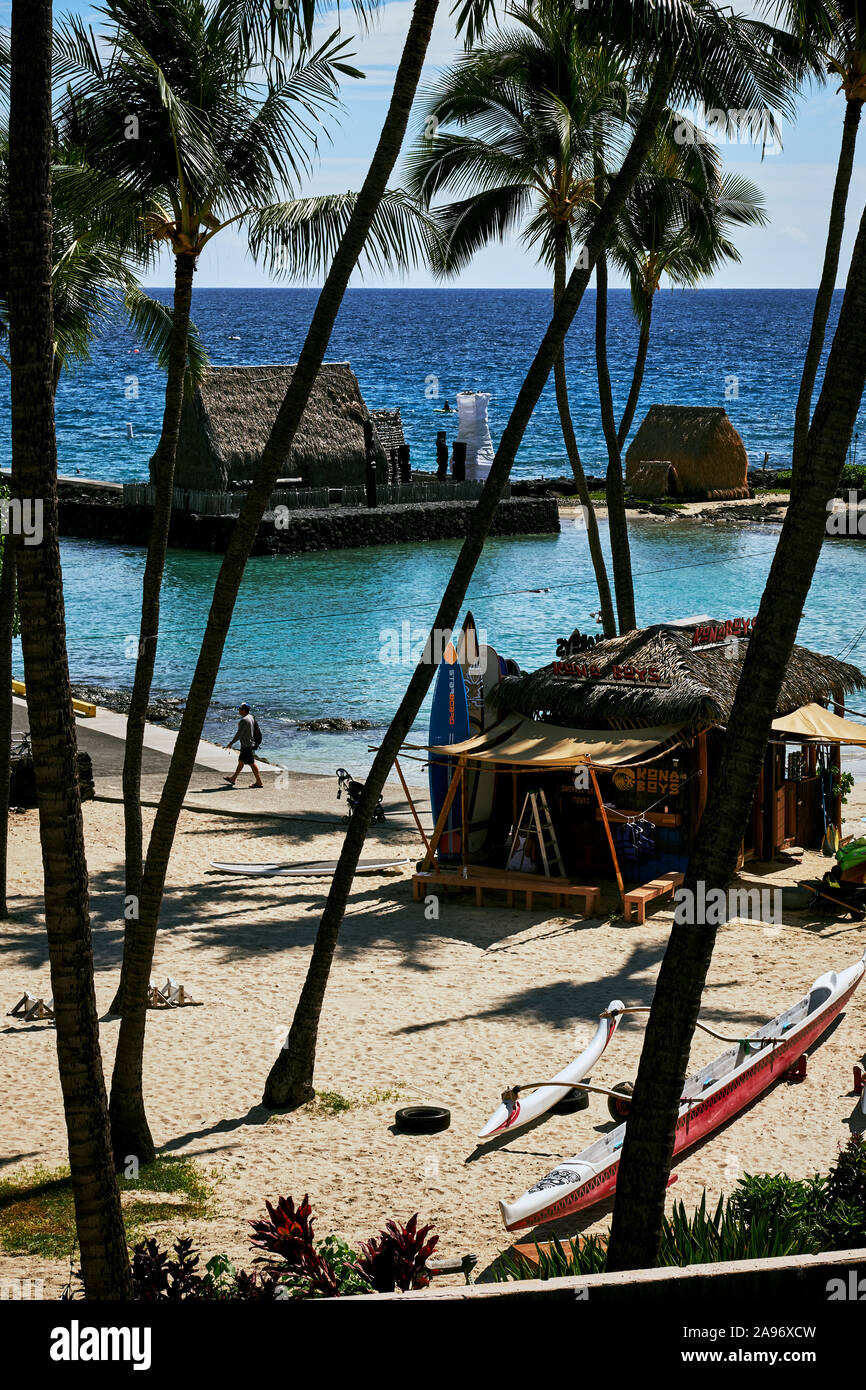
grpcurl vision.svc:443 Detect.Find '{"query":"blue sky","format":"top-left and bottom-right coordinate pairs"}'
top-left (16, 1), bottom-right (866, 288)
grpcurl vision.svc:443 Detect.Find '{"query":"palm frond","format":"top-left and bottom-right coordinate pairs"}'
top-left (123, 285), bottom-right (209, 397)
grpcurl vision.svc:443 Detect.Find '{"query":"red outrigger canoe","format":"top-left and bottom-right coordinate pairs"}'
top-left (500, 951), bottom-right (866, 1231)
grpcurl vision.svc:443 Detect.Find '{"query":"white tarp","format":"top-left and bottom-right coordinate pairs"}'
top-left (456, 391), bottom-right (494, 479)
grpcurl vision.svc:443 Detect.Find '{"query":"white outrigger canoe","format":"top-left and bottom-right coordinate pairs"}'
top-left (478, 1000), bottom-right (625, 1140)
top-left (500, 951), bottom-right (866, 1232)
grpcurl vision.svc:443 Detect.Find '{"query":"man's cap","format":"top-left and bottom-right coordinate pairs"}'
top-left (239, 702), bottom-right (250, 712)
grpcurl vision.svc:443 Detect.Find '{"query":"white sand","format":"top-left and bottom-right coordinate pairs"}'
top-left (2, 789), bottom-right (865, 1294)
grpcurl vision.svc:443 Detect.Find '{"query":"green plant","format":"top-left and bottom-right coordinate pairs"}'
top-left (830, 765), bottom-right (855, 804)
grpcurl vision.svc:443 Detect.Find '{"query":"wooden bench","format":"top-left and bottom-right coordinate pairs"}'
top-left (412, 866), bottom-right (601, 915)
top-left (623, 871), bottom-right (684, 924)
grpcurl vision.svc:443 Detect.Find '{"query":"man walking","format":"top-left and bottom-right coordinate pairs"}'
top-left (224, 702), bottom-right (264, 788)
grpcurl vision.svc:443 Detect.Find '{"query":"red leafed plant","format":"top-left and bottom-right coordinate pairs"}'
top-left (249, 1194), bottom-right (337, 1296)
top-left (355, 1214), bottom-right (439, 1293)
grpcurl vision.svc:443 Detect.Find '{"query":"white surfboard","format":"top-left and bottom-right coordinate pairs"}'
top-left (478, 1000), bottom-right (624, 1140)
top-left (209, 857), bottom-right (411, 877)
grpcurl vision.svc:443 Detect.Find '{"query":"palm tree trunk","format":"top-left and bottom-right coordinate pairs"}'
top-left (112, 252), bottom-right (196, 1017)
top-left (617, 294), bottom-right (652, 449)
top-left (262, 64), bottom-right (677, 1109)
top-left (606, 193), bottom-right (866, 1273)
top-left (0, 539), bottom-right (15, 919)
top-left (792, 98), bottom-right (862, 474)
top-left (553, 240), bottom-right (615, 637)
top-left (8, 0), bottom-right (131, 1298)
top-left (108, 0), bottom-right (445, 1163)
top-left (595, 251), bottom-right (636, 631)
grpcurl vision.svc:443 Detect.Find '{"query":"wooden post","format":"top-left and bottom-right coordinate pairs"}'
top-left (398, 443), bottom-right (411, 484)
top-left (588, 764), bottom-right (624, 907)
top-left (461, 761), bottom-right (468, 867)
top-left (363, 419), bottom-right (377, 508)
top-left (451, 440), bottom-right (467, 482)
top-left (696, 732), bottom-right (708, 824)
top-left (832, 692), bottom-right (845, 832)
top-left (435, 431), bottom-right (448, 479)
top-left (395, 757), bottom-right (430, 858)
top-left (422, 758), bottom-right (465, 871)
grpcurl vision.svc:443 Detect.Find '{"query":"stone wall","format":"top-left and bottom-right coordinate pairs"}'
top-left (56, 494), bottom-right (559, 555)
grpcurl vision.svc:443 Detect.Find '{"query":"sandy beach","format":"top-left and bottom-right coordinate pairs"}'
top-left (2, 713), bottom-right (865, 1295)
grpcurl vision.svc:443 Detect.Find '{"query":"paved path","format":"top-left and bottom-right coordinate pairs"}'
top-left (12, 696), bottom-right (429, 833)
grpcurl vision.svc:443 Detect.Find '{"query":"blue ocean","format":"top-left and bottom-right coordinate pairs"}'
top-left (2, 286), bottom-right (863, 482)
top-left (4, 288), bottom-right (866, 776)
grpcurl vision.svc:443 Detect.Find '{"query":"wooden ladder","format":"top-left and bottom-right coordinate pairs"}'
top-left (508, 788), bottom-right (565, 877)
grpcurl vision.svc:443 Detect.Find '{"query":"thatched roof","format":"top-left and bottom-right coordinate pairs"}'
top-left (371, 408), bottom-right (406, 458)
top-left (629, 460), bottom-right (681, 499)
top-left (171, 363), bottom-right (382, 491)
top-left (626, 405), bottom-right (749, 500)
top-left (492, 623), bottom-right (864, 733)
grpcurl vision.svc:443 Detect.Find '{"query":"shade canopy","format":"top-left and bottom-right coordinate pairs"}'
top-left (428, 714), bottom-right (684, 767)
top-left (771, 702), bottom-right (866, 745)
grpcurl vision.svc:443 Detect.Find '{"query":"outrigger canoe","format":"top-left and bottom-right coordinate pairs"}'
top-left (499, 950), bottom-right (866, 1232)
top-left (478, 1000), bottom-right (625, 1140)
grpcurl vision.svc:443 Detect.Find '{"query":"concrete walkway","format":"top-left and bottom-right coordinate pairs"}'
top-left (11, 696), bottom-right (429, 833)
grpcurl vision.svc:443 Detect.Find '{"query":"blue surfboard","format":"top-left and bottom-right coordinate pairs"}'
top-left (428, 640), bottom-right (471, 862)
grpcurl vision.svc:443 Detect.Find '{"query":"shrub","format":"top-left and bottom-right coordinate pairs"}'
top-left (355, 1214), bottom-right (439, 1293)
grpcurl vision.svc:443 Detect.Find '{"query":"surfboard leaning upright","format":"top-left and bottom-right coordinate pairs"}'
top-left (428, 638), bottom-right (471, 862)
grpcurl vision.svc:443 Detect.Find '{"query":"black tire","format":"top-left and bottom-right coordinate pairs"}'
top-left (607, 1081), bottom-right (634, 1122)
top-left (394, 1105), bottom-right (451, 1134)
top-left (552, 1083), bottom-right (591, 1114)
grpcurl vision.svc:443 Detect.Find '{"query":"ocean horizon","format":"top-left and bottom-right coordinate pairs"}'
top-left (2, 286), bottom-right (864, 483)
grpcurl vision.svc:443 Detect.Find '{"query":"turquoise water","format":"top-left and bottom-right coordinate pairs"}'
top-left (22, 518), bottom-right (865, 777)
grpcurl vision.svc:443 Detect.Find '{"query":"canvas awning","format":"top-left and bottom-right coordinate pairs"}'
top-left (771, 702), bottom-right (866, 745)
top-left (428, 714), bottom-right (684, 767)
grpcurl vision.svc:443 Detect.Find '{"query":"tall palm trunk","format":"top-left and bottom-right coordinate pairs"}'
top-left (617, 293), bottom-right (652, 449)
top-left (595, 250), bottom-right (636, 631)
top-left (109, 0), bottom-right (445, 1163)
top-left (9, 0), bottom-right (131, 1297)
top-left (553, 238), bottom-right (615, 636)
top-left (113, 252), bottom-right (196, 1016)
top-left (606, 194), bottom-right (866, 1273)
top-left (0, 539), bottom-right (15, 919)
top-left (262, 65), bottom-right (676, 1109)
top-left (792, 98), bottom-right (862, 473)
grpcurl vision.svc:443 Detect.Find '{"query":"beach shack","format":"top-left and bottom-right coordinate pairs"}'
top-left (406, 619), bottom-right (866, 910)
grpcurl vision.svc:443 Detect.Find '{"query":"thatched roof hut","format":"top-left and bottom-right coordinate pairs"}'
top-left (371, 408), bottom-right (406, 458)
top-left (626, 405), bottom-right (749, 500)
top-left (170, 363), bottom-right (384, 491)
top-left (492, 623), bottom-right (864, 733)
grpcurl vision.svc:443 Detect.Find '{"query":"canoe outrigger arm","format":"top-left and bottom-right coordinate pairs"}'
top-left (601, 1003), bottom-right (783, 1049)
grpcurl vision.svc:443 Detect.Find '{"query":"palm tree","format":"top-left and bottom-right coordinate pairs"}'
top-left (591, 139), bottom-right (768, 629)
top-left (777, 0), bottom-right (866, 472)
top-left (8, 0), bottom-right (131, 1298)
top-left (613, 154), bottom-right (768, 447)
top-left (0, 485), bottom-right (18, 921)
top-left (262, 0), bottom-right (804, 1107)
top-left (108, 0), bottom-right (451, 1164)
top-left (54, 0), bottom-right (369, 977)
top-left (0, 131), bottom-right (207, 929)
top-left (407, 9), bottom-right (627, 635)
top-left (100, 0), bottom-right (803, 1151)
top-left (607, 191), bottom-right (866, 1272)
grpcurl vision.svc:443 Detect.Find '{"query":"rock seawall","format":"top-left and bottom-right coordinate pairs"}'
top-left (56, 495), bottom-right (559, 554)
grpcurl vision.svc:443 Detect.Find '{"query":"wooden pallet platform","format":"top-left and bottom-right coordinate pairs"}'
top-left (412, 866), bottom-right (601, 914)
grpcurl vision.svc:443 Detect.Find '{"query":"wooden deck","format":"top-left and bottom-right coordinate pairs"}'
top-left (412, 864), bottom-right (601, 914)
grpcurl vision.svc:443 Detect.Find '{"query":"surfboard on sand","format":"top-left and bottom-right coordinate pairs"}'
top-left (209, 858), bottom-right (411, 877)
top-left (428, 638), bottom-right (470, 862)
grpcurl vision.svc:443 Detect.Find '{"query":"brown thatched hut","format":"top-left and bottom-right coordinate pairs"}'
top-left (485, 620), bottom-right (865, 868)
top-left (626, 404), bottom-right (749, 500)
top-left (170, 363), bottom-right (384, 491)
top-left (370, 407), bottom-right (406, 458)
